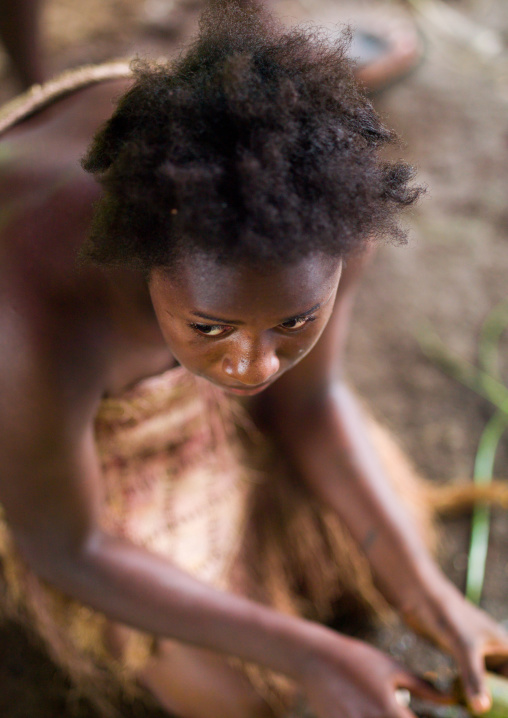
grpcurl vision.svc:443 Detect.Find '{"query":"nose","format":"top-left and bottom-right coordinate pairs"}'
top-left (222, 341), bottom-right (280, 387)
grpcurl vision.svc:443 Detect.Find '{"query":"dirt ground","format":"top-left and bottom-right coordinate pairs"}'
top-left (0, 0), bottom-right (507, 716)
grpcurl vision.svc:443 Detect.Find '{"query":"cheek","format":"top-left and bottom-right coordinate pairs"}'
top-left (277, 330), bottom-right (320, 363)
top-left (160, 324), bottom-right (224, 370)
top-left (286, 315), bottom-right (331, 360)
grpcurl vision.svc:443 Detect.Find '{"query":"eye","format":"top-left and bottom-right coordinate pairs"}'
top-left (280, 316), bottom-right (315, 331)
top-left (190, 323), bottom-right (231, 337)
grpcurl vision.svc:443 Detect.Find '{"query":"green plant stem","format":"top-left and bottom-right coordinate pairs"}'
top-left (418, 308), bottom-right (508, 605)
top-left (466, 404), bottom-right (508, 605)
top-left (465, 303), bottom-right (508, 604)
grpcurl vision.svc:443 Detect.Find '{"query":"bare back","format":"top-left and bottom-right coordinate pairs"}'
top-left (0, 78), bottom-right (176, 405)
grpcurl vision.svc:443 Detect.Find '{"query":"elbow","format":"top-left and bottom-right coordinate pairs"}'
top-left (11, 524), bottom-right (103, 591)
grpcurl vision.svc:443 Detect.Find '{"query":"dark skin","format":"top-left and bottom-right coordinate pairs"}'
top-left (1, 78), bottom-right (508, 718)
top-left (0, 0), bottom-right (45, 88)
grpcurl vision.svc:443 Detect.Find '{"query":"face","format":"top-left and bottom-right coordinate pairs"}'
top-left (148, 252), bottom-right (342, 396)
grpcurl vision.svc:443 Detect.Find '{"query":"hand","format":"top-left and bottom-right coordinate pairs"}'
top-left (399, 576), bottom-right (508, 713)
top-left (300, 631), bottom-right (448, 718)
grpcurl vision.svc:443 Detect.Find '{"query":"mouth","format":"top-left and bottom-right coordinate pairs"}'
top-left (211, 379), bottom-right (275, 396)
top-left (223, 384), bottom-right (270, 396)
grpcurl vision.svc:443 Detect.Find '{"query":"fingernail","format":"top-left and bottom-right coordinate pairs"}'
top-left (471, 693), bottom-right (492, 714)
top-left (395, 689), bottom-right (411, 708)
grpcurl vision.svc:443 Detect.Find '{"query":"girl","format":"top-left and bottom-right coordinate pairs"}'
top-left (0, 1), bottom-right (507, 716)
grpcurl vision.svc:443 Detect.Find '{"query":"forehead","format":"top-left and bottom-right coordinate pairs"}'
top-left (155, 252), bottom-right (341, 320)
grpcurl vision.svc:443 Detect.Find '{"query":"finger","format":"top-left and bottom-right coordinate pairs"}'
top-left (395, 688), bottom-right (411, 708)
top-left (395, 671), bottom-right (452, 705)
top-left (483, 625), bottom-right (508, 678)
top-left (455, 642), bottom-right (492, 714)
top-left (395, 705), bottom-right (418, 718)
top-left (484, 624), bottom-right (508, 652)
top-left (484, 632), bottom-right (508, 659)
top-left (387, 691), bottom-right (418, 718)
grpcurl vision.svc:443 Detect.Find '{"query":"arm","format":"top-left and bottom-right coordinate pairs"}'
top-left (0, 290), bottom-right (442, 718)
top-left (254, 249), bottom-right (508, 712)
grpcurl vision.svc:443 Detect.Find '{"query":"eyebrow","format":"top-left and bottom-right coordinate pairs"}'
top-left (191, 302), bottom-right (322, 326)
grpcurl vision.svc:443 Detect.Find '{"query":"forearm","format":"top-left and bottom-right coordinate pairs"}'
top-left (20, 525), bottom-right (331, 680)
top-left (264, 379), bottom-right (443, 609)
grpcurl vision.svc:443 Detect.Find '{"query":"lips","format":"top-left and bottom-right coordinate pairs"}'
top-left (210, 378), bottom-right (275, 396)
top-left (222, 383), bottom-right (271, 396)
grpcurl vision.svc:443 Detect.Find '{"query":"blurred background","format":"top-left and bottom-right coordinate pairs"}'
top-left (0, 0), bottom-right (507, 715)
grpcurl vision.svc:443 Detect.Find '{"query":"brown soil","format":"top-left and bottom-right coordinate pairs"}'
top-left (1, 0), bottom-right (507, 716)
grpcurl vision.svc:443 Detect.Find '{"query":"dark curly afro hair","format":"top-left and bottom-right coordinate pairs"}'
top-left (81, 0), bottom-right (424, 270)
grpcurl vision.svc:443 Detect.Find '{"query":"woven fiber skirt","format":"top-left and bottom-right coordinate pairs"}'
top-left (0, 367), bottom-right (434, 714)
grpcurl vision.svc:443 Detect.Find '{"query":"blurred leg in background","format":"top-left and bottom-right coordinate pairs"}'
top-left (0, 0), bottom-right (45, 88)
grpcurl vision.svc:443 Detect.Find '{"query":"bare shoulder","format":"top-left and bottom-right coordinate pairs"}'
top-left (0, 78), bottom-right (131, 279)
top-left (0, 78), bottom-right (135, 301)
